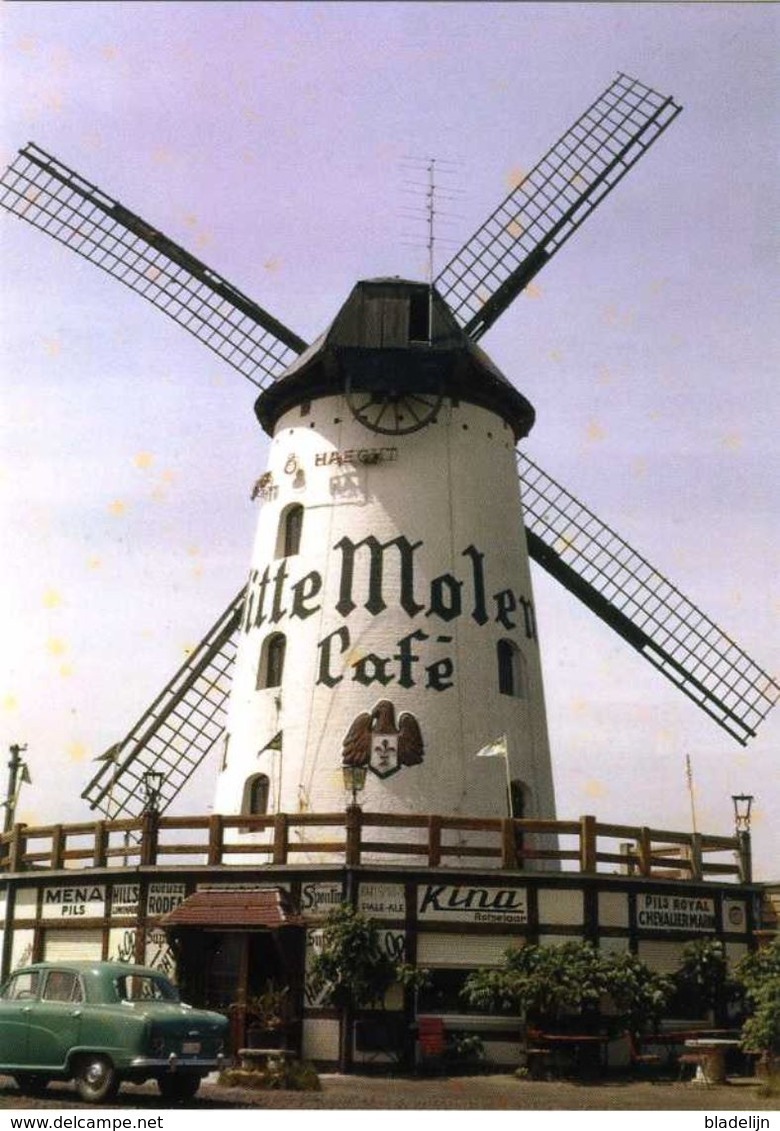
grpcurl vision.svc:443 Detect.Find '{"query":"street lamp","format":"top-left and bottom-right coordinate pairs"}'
top-left (731, 794), bottom-right (754, 834)
top-left (3, 744), bottom-right (31, 834)
top-left (342, 764), bottom-right (367, 810)
top-left (142, 770), bottom-right (164, 814)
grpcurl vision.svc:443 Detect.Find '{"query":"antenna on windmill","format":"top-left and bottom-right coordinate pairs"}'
top-left (400, 155), bottom-right (463, 302)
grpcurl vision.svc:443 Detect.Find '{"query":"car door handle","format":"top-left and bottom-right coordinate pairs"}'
top-left (22, 1006), bottom-right (32, 1013)
top-left (71, 1010), bottom-right (82, 1017)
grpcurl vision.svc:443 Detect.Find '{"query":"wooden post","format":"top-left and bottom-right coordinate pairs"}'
top-left (579, 815), bottom-right (597, 873)
top-left (501, 818), bottom-right (518, 869)
top-left (689, 832), bottom-right (703, 881)
top-left (273, 813), bottom-right (289, 864)
top-left (139, 811), bottom-right (158, 867)
top-left (737, 831), bottom-right (752, 885)
top-left (50, 824), bottom-right (64, 870)
top-left (92, 821), bottom-right (107, 868)
top-left (207, 814), bottom-right (223, 865)
top-left (637, 827), bottom-right (652, 877)
top-left (345, 806), bottom-right (362, 866)
top-left (427, 815), bottom-right (442, 867)
top-left (8, 823), bottom-right (26, 872)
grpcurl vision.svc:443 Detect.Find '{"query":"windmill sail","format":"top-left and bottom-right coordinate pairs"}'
top-left (435, 73), bottom-right (682, 340)
top-left (518, 452), bottom-right (779, 745)
top-left (80, 590), bottom-right (244, 819)
top-left (0, 143), bottom-right (305, 387)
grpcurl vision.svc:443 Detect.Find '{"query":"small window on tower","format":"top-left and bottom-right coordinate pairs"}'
top-left (276, 504), bottom-right (304, 558)
top-left (408, 289), bottom-right (430, 343)
top-left (258, 633), bottom-right (286, 689)
top-left (243, 773), bottom-right (270, 816)
top-left (497, 640), bottom-right (527, 698)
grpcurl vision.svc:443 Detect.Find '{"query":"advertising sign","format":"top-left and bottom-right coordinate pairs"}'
top-left (42, 884), bottom-right (106, 920)
top-left (635, 892), bottom-right (716, 932)
top-left (417, 883), bottom-right (527, 924)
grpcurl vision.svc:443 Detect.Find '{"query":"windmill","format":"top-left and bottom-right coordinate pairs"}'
top-left (1, 73), bottom-right (777, 825)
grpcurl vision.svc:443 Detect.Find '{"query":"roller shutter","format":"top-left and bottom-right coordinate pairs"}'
top-left (43, 930), bottom-right (102, 962)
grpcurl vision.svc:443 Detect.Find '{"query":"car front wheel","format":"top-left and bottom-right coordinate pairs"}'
top-left (157, 1073), bottom-right (202, 1101)
top-left (74, 1055), bottom-right (119, 1103)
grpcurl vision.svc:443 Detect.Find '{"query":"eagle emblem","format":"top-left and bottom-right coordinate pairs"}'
top-left (341, 699), bottom-right (424, 780)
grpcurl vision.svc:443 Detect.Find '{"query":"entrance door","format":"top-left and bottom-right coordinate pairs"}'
top-left (205, 933), bottom-right (245, 1013)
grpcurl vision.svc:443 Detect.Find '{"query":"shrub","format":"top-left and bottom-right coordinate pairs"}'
top-left (308, 904), bottom-right (397, 1010)
top-left (737, 939), bottom-right (780, 1061)
top-left (218, 1059), bottom-right (321, 1091)
top-left (672, 939), bottom-right (737, 1022)
top-left (462, 941), bottom-right (672, 1036)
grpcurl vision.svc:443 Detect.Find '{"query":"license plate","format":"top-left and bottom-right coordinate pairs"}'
top-left (181, 1041), bottom-right (201, 1055)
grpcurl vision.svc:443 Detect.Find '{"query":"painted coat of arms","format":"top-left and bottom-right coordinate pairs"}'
top-left (341, 699), bottom-right (424, 780)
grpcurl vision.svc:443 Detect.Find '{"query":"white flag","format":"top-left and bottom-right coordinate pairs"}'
top-left (475, 736), bottom-right (508, 759)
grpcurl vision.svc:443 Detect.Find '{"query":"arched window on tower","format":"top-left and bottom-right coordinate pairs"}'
top-left (276, 504), bottom-right (303, 558)
top-left (243, 773), bottom-right (270, 817)
top-left (257, 632), bottom-right (286, 689)
top-left (497, 639), bottom-right (527, 698)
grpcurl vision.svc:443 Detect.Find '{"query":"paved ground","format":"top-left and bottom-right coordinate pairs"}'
top-left (1, 1073), bottom-right (779, 1111)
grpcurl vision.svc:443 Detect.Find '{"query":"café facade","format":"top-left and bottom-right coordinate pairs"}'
top-left (0, 810), bottom-right (766, 1068)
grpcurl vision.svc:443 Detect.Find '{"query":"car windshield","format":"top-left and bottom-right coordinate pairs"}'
top-left (115, 974), bottom-right (180, 1003)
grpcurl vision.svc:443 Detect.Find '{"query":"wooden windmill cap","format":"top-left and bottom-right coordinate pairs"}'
top-left (255, 277), bottom-right (535, 440)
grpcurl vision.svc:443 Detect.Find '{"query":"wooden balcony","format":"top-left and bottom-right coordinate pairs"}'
top-left (0, 811), bottom-right (749, 883)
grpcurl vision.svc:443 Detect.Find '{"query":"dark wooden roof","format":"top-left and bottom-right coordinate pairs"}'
top-left (255, 277), bottom-right (535, 440)
top-left (160, 887), bottom-right (304, 929)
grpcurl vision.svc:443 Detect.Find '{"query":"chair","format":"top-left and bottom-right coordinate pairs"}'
top-left (524, 1028), bottom-right (552, 1080)
top-left (678, 1048), bottom-right (709, 1084)
top-left (417, 1016), bottom-right (446, 1073)
top-left (626, 1031), bottom-right (662, 1072)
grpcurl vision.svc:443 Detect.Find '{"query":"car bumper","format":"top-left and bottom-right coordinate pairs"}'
top-left (129, 1053), bottom-right (227, 1074)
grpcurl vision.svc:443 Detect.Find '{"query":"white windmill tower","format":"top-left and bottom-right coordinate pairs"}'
top-left (214, 276), bottom-right (554, 829)
top-left (2, 74), bottom-right (777, 838)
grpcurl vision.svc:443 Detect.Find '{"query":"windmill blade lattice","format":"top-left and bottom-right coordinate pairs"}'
top-left (80, 590), bottom-right (244, 819)
top-left (436, 73), bottom-right (682, 340)
top-left (0, 143), bottom-right (306, 388)
top-left (518, 452), bottom-right (779, 746)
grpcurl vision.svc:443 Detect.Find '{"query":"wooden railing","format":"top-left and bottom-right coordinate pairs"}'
top-left (0, 811), bottom-right (749, 882)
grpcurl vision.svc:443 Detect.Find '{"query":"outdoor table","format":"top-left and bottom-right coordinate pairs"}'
top-left (683, 1038), bottom-right (741, 1085)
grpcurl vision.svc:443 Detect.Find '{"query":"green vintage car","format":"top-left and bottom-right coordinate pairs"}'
top-left (0, 962), bottom-right (228, 1102)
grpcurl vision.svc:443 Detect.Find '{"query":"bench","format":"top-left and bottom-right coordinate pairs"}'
top-left (237, 1047), bottom-right (295, 1071)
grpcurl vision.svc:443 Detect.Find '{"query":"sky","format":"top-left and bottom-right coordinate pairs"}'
top-left (1, 2), bottom-right (778, 877)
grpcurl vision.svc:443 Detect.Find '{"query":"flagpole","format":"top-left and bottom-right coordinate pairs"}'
top-left (475, 735), bottom-right (512, 818)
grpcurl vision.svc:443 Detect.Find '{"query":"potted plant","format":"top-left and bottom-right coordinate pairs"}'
top-left (234, 981), bottom-right (291, 1049)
